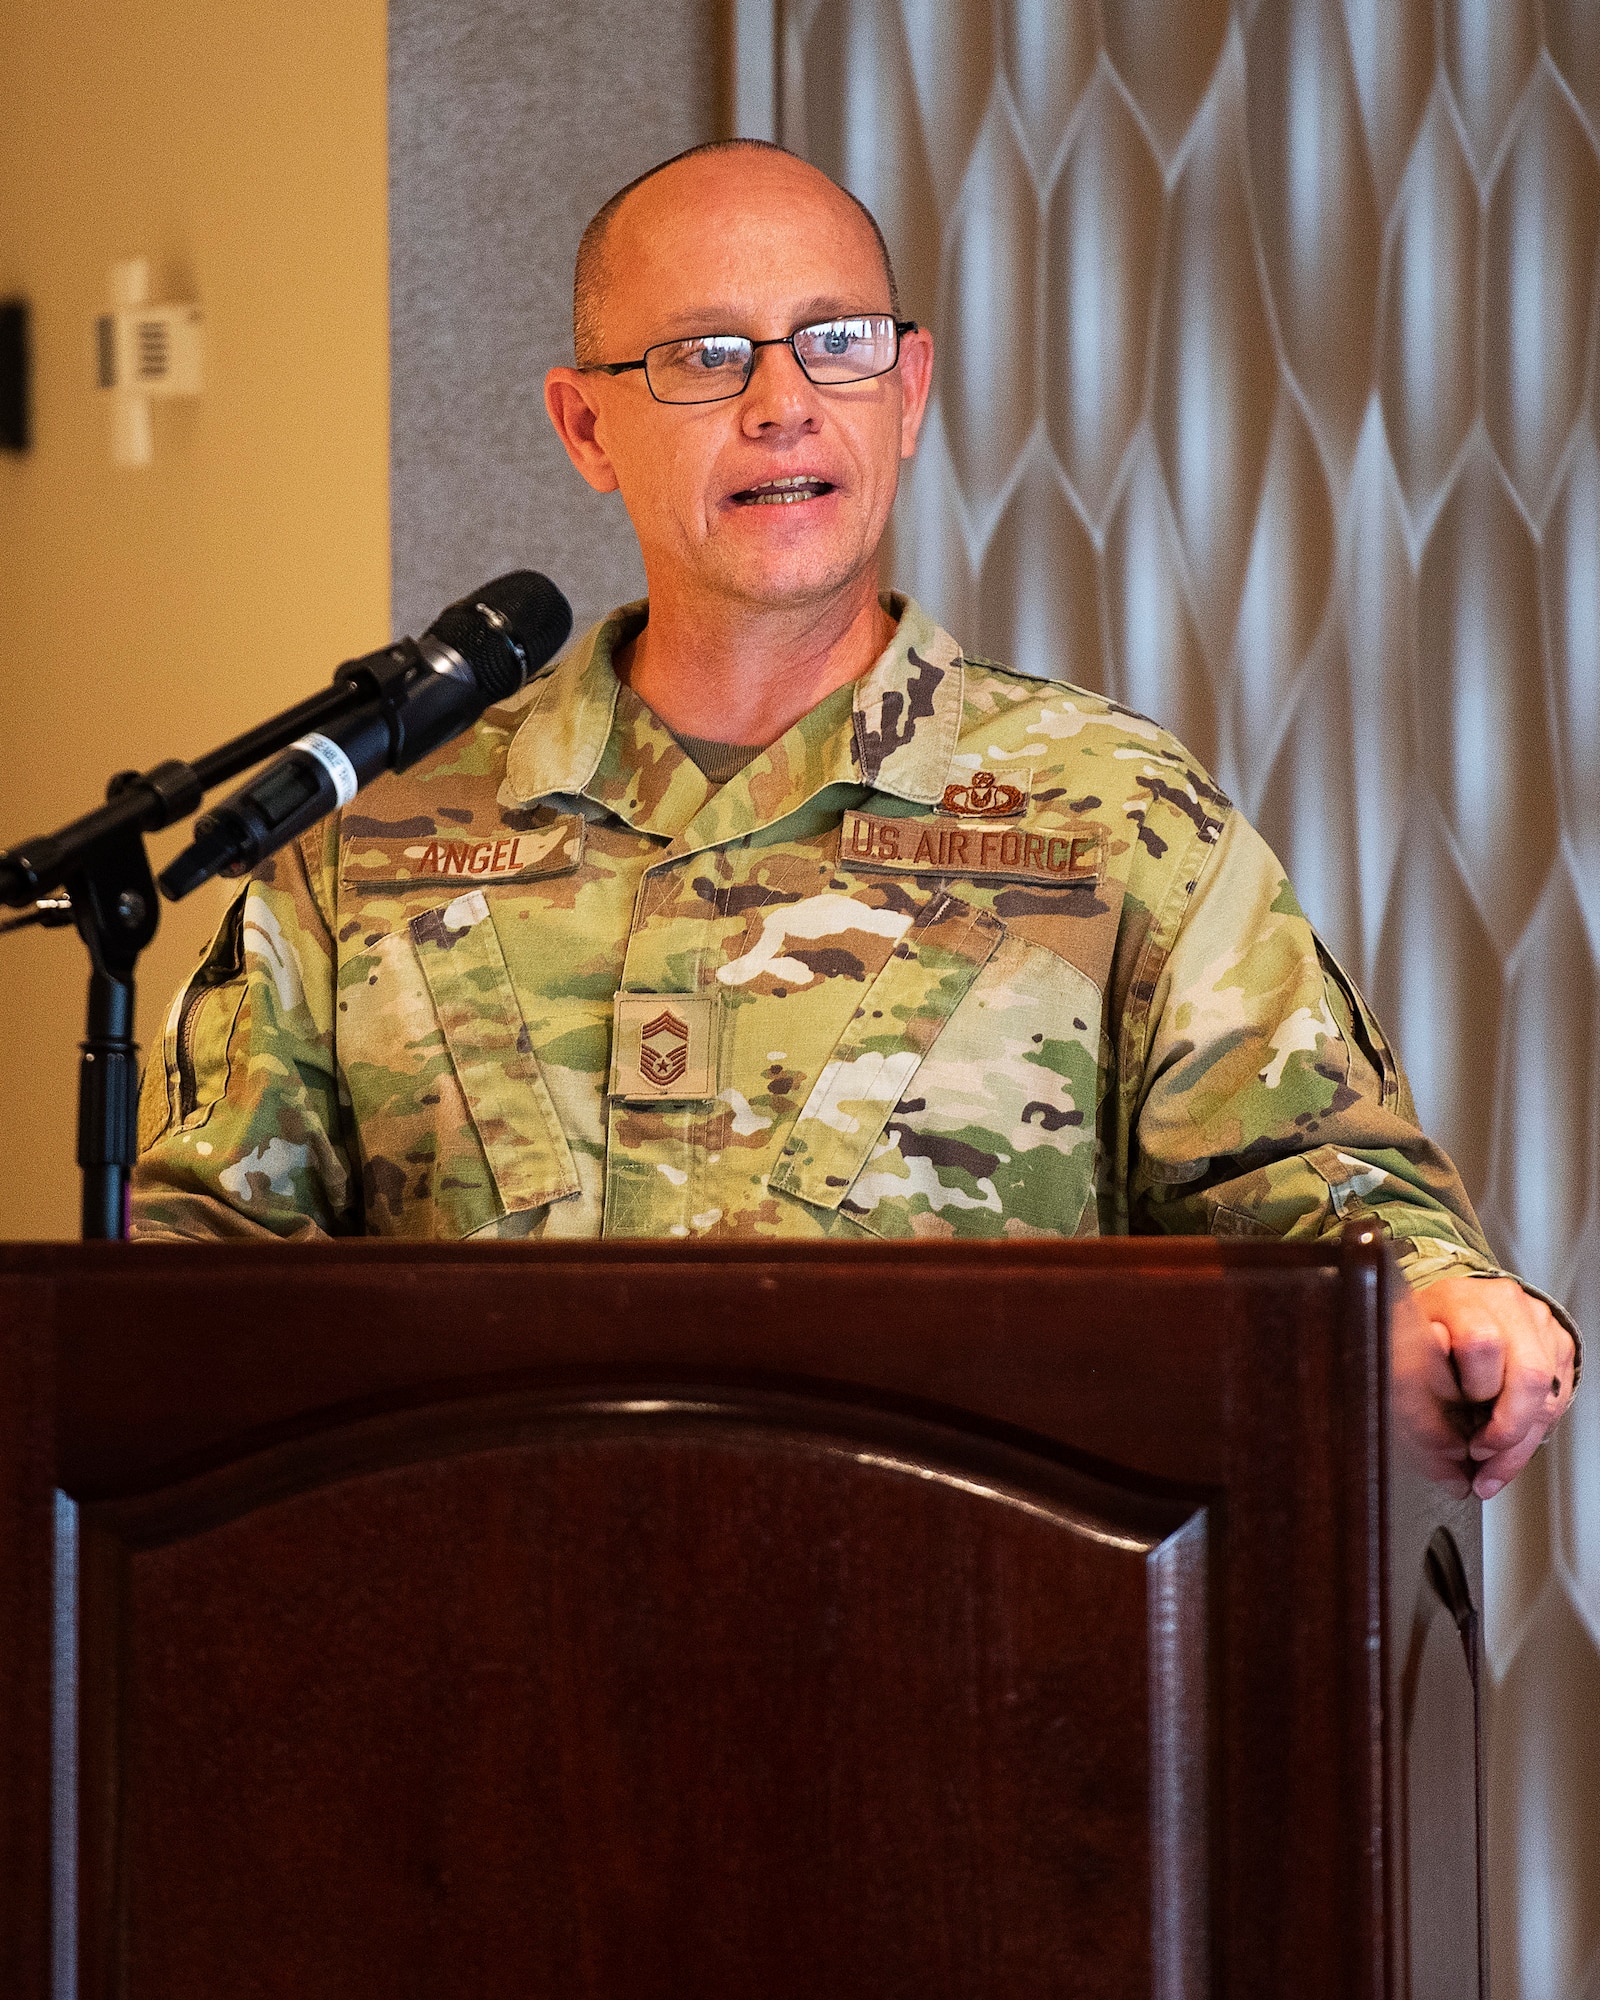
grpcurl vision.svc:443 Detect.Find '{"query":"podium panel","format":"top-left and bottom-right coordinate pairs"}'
top-left (0, 1236), bottom-right (1481, 1999)
top-left (88, 1400), bottom-right (1203, 1998)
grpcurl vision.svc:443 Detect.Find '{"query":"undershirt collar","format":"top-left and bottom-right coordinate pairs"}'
top-left (665, 728), bottom-right (765, 785)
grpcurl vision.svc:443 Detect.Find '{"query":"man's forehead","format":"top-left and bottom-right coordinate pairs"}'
top-left (616, 147), bottom-right (865, 240)
top-left (601, 154), bottom-right (890, 334)
top-left (645, 294), bottom-right (884, 342)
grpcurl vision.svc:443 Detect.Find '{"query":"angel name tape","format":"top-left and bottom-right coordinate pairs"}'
top-left (341, 817), bottom-right (584, 888)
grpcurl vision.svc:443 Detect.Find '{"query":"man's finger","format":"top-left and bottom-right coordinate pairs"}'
top-left (1466, 1354), bottom-right (1559, 1462)
top-left (1392, 1289), bottom-right (1477, 1490)
top-left (1473, 1416), bottom-right (1556, 1498)
top-left (1440, 1315), bottom-right (1508, 1406)
top-left (1400, 1408), bottom-right (1477, 1486)
top-left (1472, 1360), bottom-right (1568, 1456)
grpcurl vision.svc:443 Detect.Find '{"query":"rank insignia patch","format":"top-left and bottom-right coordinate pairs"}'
top-left (639, 1009), bottom-right (689, 1088)
top-left (611, 992), bottom-right (719, 1101)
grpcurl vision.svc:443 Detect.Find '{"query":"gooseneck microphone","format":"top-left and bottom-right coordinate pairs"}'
top-left (0, 566), bottom-right (571, 1243)
top-left (158, 571), bottom-right (571, 900)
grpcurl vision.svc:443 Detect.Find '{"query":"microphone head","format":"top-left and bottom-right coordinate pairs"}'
top-left (428, 570), bottom-right (573, 702)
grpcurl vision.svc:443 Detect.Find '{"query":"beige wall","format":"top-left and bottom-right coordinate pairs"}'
top-left (0, 0), bottom-right (390, 1238)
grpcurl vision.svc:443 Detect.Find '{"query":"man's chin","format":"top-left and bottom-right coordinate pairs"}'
top-left (702, 545), bottom-right (878, 617)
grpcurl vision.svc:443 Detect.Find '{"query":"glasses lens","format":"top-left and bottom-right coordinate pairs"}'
top-left (792, 317), bottom-right (898, 383)
top-left (645, 335), bottom-right (753, 404)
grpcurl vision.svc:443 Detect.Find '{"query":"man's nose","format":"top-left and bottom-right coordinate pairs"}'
top-left (740, 342), bottom-right (821, 432)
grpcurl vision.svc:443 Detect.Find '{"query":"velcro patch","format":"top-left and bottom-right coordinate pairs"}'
top-left (342, 817), bottom-right (583, 888)
top-left (840, 810), bottom-right (1101, 887)
top-left (610, 992), bottom-right (719, 1102)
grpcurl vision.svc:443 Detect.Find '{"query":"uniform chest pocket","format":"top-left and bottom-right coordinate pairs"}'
top-left (407, 890), bottom-right (580, 1231)
top-left (776, 917), bottom-right (1106, 1241)
top-left (770, 891), bottom-right (1004, 1211)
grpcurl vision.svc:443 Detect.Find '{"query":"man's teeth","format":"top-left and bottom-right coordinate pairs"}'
top-left (737, 476), bottom-right (832, 504)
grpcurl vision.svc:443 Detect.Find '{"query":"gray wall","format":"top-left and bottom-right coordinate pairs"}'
top-left (389, 0), bottom-right (721, 642)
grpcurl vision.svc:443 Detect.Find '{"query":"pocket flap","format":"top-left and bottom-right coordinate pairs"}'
top-left (1314, 934), bottom-right (1401, 1111)
top-left (410, 890), bottom-right (580, 1213)
top-left (144, 887), bottom-right (250, 1147)
top-left (771, 891), bottom-right (1004, 1211)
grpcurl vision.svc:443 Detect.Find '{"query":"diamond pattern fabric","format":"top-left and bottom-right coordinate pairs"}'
top-left (1416, 442), bottom-right (1557, 960)
top-left (1341, 0), bottom-right (1434, 216)
top-left (1484, 66), bottom-right (1600, 521)
top-left (1152, 50), bottom-right (1280, 679)
top-left (999, 0), bottom-right (1095, 173)
top-left (1545, 420), bottom-right (1600, 958)
top-left (1044, 68), bottom-right (1162, 525)
top-left (1381, 94), bottom-right (1479, 525)
top-left (777, 3), bottom-right (1600, 1989)
top-left (941, 100), bottom-right (1040, 519)
top-left (1101, 0), bottom-right (1228, 165)
top-left (1441, 0), bottom-right (1539, 179)
top-left (1245, 0), bottom-right (1380, 472)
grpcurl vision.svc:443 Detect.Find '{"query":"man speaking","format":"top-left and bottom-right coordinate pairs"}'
top-left (132, 141), bottom-right (1576, 1495)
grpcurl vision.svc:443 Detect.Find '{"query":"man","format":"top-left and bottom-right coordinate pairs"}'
top-left (132, 140), bottom-right (1577, 1496)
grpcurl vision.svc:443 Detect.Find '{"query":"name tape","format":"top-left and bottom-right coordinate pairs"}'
top-left (341, 816), bottom-right (583, 886)
top-left (840, 811), bottom-right (1101, 887)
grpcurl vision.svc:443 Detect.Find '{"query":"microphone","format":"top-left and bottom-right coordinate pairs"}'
top-left (158, 571), bottom-right (571, 900)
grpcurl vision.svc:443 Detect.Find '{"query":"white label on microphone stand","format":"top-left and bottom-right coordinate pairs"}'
top-left (292, 733), bottom-right (360, 808)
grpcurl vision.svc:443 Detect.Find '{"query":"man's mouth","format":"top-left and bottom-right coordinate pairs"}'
top-left (730, 474), bottom-right (836, 506)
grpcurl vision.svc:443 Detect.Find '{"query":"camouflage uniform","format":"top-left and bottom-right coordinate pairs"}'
top-left (127, 597), bottom-right (1545, 1301)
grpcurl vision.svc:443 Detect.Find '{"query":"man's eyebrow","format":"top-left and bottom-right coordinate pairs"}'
top-left (644, 298), bottom-right (892, 342)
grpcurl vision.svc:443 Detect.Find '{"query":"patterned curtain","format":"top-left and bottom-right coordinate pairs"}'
top-left (770, 0), bottom-right (1600, 1990)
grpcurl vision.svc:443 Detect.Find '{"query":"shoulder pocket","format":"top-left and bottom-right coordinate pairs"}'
top-left (771, 890), bottom-right (1004, 1212)
top-left (1314, 935), bottom-right (1402, 1114)
top-left (141, 889), bottom-right (249, 1149)
top-left (409, 890), bottom-right (580, 1219)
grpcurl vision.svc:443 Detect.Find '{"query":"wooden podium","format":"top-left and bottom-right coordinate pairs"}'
top-left (0, 1234), bottom-right (1483, 1999)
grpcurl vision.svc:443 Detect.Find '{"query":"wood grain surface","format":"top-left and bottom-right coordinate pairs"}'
top-left (0, 1235), bottom-right (1482, 1999)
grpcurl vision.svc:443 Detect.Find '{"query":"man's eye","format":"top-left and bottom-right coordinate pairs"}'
top-left (822, 327), bottom-right (853, 355)
top-left (694, 342), bottom-right (743, 370)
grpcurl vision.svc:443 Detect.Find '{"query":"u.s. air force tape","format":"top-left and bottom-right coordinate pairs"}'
top-left (292, 732), bottom-right (360, 808)
top-left (840, 810), bottom-right (1102, 887)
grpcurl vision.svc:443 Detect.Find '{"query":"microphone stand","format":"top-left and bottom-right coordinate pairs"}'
top-left (0, 684), bottom-right (353, 1240)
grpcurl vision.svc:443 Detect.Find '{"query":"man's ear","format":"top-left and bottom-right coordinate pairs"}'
top-left (544, 368), bottom-right (622, 494)
top-left (897, 327), bottom-right (935, 461)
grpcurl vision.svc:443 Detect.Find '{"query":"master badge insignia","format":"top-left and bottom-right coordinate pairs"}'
top-left (611, 992), bottom-right (719, 1101)
top-left (939, 770), bottom-right (1026, 818)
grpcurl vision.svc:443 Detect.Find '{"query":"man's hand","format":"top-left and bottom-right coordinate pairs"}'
top-left (1392, 1276), bottom-right (1577, 1497)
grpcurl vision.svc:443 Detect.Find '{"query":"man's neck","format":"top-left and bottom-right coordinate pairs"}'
top-left (615, 581), bottom-right (896, 747)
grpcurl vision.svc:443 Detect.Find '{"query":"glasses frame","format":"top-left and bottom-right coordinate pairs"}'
top-left (587, 316), bottom-right (919, 405)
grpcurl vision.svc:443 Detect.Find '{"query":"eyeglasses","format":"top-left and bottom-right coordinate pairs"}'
top-left (588, 315), bottom-right (918, 405)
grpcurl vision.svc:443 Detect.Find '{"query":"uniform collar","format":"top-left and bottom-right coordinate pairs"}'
top-left (501, 593), bottom-right (964, 849)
